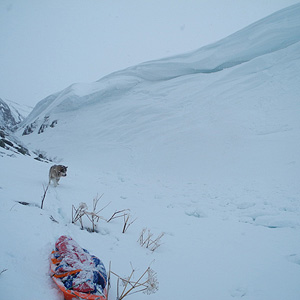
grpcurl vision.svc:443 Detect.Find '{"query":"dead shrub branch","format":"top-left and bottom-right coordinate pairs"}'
top-left (0, 269), bottom-right (8, 276)
top-left (40, 183), bottom-right (50, 209)
top-left (138, 228), bottom-right (164, 252)
top-left (110, 263), bottom-right (158, 300)
top-left (106, 209), bottom-right (130, 222)
top-left (72, 195), bottom-right (135, 233)
top-left (72, 194), bottom-right (107, 232)
top-left (122, 214), bottom-right (137, 233)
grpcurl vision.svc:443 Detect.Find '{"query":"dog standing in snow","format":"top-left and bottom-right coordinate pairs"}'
top-left (49, 165), bottom-right (68, 186)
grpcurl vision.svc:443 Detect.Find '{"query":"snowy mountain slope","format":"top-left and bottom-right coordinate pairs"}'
top-left (5, 98), bottom-right (33, 122)
top-left (0, 98), bottom-right (40, 159)
top-left (0, 98), bottom-right (33, 157)
top-left (0, 98), bottom-right (18, 131)
top-left (18, 2), bottom-right (300, 128)
top-left (18, 22), bottom-right (300, 193)
top-left (18, 5), bottom-right (300, 129)
top-left (1, 4), bottom-right (300, 300)
top-left (0, 97), bottom-right (31, 131)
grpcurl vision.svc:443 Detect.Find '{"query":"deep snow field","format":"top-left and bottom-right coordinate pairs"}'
top-left (1, 3), bottom-right (300, 300)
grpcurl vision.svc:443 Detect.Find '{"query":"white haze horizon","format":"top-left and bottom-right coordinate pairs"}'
top-left (1, 0), bottom-right (299, 108)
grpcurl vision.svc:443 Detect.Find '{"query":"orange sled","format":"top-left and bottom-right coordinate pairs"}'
top-left (50, 236), bottom-right (108, 300)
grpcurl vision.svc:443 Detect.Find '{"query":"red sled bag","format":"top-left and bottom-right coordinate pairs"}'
top-left (50, 235), bottom-right (108, 300)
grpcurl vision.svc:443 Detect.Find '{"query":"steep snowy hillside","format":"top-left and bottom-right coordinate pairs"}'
top-left (18, 2), bottom-right (300, 196)
top-left (0, 98), bottom-right (31, 131)
top-left (0, 98), bottom-right (37, 158)
top-left (1, 4), bottom-right (299, 300)
top-left (19, 3), bottom-right (300, 129)
top-left (5, 98), bottom-right (33, 123)
top-left (0, 98), bottom-right (19, 131)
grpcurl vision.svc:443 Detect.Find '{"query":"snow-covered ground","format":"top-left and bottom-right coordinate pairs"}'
top-left (1, 3), bottom-right (300, 300)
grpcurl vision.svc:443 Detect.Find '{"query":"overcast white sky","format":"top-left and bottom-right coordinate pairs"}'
top-left (1, 0), bottom-right (299, 107)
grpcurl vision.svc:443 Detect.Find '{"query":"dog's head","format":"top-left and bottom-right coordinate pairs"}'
top-left (58, 165), bottom-right (68, 177)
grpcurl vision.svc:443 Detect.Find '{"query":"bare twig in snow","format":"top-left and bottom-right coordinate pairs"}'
top-left (0, 269), bottom-right (8, 276)
top-left (106, 209), bottom-right (130, 223)
top-left (72, 202), bottom-right (88, 229)
top-left (110, 264), bottom-right (158, 300)
top-left (122, 214), bottom-right (137, 233)
top-left (107, 261), bottom-right (111, 297)
top-left (41, 183), bottom-right (49, 209)
top-left (138, 228), bottom-right (164, 252)
top-left (72, 194), bottom-right (110, 232)
top-left (49, 215), bottom-right (59, 223)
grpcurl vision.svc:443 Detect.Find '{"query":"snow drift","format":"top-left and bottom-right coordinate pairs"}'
top-left (19, 3), bottom-right (300, 123)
